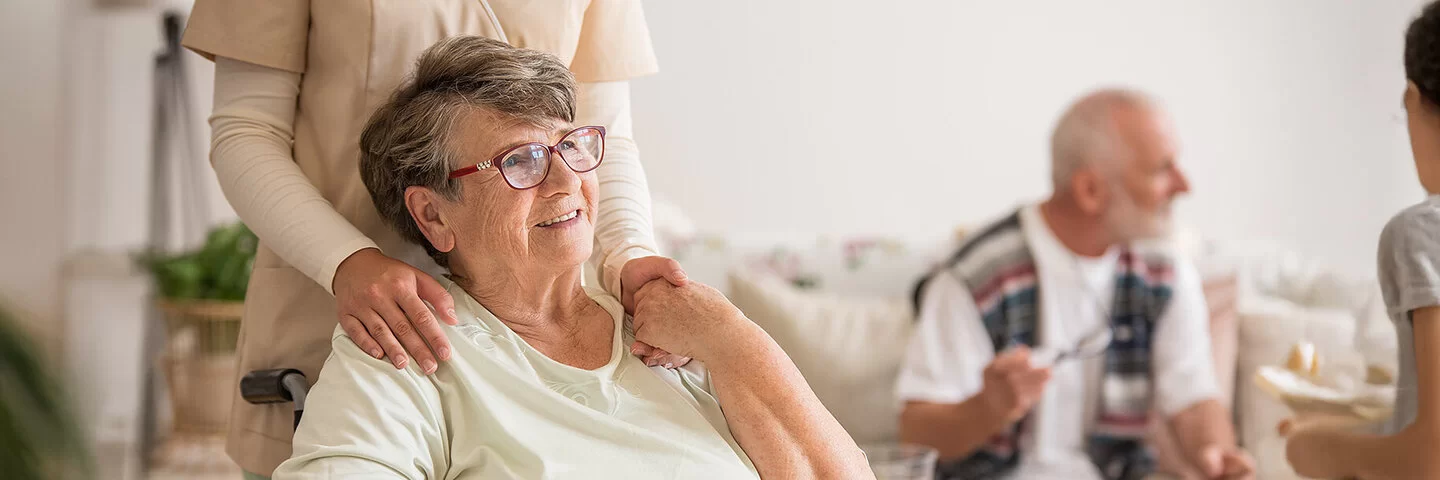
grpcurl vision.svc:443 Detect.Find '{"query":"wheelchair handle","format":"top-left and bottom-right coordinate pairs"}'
top-left (240, 368), bottom-right (309, 429)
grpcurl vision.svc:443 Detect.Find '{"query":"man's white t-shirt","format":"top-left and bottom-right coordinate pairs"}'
top-left (895, 204), bottom-right (1218, 480)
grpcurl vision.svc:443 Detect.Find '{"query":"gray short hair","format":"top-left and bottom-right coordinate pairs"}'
top-left (1049, 88), bottom-right (1158, 190)
top-left (359, 36), bottom-right (577, 268)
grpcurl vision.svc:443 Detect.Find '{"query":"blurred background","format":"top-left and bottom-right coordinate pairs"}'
top-left (0, 0), bottom-right (1428, 478)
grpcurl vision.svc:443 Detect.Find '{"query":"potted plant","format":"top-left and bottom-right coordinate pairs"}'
top-left (138, 222), bottom-right (256, 468)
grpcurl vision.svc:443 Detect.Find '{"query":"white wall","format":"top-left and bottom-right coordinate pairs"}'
top-left (1, 1), bottom-right (229, 476)
top-left (59, 3), bottom-right (230, 477)
top-left (66, 0), bottom-right (227, 255)
top-left (0, 0), bottom-right (68, 349)
top-left (634, 0), bottom-right (1430, 277)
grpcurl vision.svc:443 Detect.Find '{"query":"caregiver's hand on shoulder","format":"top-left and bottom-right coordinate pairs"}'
top-left (630, 281), bottom-right (758, 361)
top-left (333, 248), bottom-right (457, 374)
top-left (620, 256), bottom-right (692, 369)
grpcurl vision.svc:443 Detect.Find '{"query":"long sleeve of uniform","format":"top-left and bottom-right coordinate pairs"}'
top-left (577, 80), bottom-right (661, 298)
top-left (208, 56), bottom-right (378, 294)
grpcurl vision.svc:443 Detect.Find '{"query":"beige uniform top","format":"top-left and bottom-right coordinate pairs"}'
top-left (182, 1), bottom-right (659, 475)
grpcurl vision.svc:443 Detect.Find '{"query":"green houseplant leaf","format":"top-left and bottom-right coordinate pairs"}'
top-left (138, 222), bottom-right (258, 301)
top-left (0, 306), bottom-right (93, 480)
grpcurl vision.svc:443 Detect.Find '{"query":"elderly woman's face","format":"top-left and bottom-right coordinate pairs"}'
top-left (422, 109), bottom-right (598, 273)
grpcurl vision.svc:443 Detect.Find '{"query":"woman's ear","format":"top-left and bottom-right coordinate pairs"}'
top-left (405, 186), bottom-right (456, 254)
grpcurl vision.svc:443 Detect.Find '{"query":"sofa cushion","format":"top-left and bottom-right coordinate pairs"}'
top-left (727, 268), bottom-right (913, 445)
top-left (1235, 295), bottom-right (1361, 479)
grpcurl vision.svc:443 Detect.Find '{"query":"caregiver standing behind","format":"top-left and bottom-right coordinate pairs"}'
top-left (181, 1), bottom-right (685, 477)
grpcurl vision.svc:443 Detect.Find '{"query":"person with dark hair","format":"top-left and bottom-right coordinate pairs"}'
top-left (1280, 2), bottom-right (1440, 478)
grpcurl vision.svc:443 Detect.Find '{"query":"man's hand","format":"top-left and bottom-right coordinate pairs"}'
top-left (620, 256), bottom-right (691, 368)
top-left (332, 248), bottom-right (457, 374)
top-left (978, 347), bottom-right (1051, 423)
top-left (1195, 444), bottom-right (1255, 480)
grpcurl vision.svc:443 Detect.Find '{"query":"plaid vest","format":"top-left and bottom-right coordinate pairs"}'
top-left (911, 210), bottom-right (1175, 480)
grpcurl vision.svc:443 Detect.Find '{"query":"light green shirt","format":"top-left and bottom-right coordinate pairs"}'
top-left (273, 278), bottom-right (757, 479)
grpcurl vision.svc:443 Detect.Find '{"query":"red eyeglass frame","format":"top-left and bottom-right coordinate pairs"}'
top-left (446, 125), bottom-right (607, 190)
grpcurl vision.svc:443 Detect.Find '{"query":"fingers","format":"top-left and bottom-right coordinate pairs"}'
top-left (994, 345), bottom-right (1032, 366)
top-left (622, 256), bottom-right (679, 314)
top-left (1005, 368), bottom-right (1051, 400)
top-left (993, 346), bottom-right (1050, 376)
top-left (1020, 367), bottom-right (1052, 385)
top-left (357, 310), bottom-right (408, 369)
top-left (414, 274), bottom-right (458, 325)
top-left (400, 293), bottom-right (453, 362)
top-left (664, 352), bottom-right (693, 368)
top-left (635, 278), bottom-right (672, 302)
top-left (339, 314), bottom-right (385, 359)
top-left (379, 300), bottom-right (437, 374)
top-left (645, 349), bottom-right (689, 369)
top-left (655, 258), bottom-right (688, 286)
top-left (1223, 450), bottom-right (1255, 477)
top-left (1198, 446), bottom-right (1225, 478)
top-left (630, 341), bottom-right (656, 358)
top-left (630, 280), bottom-right (674, 316)
top-left (1276, 414), bottom-right (1368, 438)
top-left (631, 342), bottom-right (691, 369)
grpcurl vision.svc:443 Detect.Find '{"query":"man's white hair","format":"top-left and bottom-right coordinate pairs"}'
top-left (1048, 88), bottom-right (1159, 191)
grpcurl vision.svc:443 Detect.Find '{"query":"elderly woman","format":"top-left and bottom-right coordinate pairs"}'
top-left (270, 36), bottom-right (869, 479)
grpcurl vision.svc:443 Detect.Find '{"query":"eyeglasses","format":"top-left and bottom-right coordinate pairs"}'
top-left (447, 126), bottom-right (606, 190)
top-left (1007, 324), bottom-right (1113, 367)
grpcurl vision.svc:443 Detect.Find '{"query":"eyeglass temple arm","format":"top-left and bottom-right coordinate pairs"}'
top-left (448, 160), bottom-right (493, 179)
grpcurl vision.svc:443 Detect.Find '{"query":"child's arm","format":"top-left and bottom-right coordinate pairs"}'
top-left (1284, 306), bottom-right (1440, 479)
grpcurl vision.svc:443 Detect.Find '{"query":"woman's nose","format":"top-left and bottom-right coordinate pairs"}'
top-left (535, 150), bottom-right (581, 196)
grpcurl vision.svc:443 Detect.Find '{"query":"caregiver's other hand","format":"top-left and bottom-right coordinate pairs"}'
top-left (333, 248), bottom-right (457, 374)
top-left (621, 256), bottom-right (691, 369)
top-left (631, 281), bottom-right (757, 361)
top-left (620, 255), bottom-right (687, 313)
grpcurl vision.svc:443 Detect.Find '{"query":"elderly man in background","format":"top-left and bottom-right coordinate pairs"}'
top-left (898, 89), bottom-right (1253, 480)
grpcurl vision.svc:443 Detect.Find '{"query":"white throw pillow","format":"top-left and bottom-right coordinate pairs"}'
top-left (726, 268), bottom-right (914, 445)
top-left (1235, 295), bottom-right (1360, 480)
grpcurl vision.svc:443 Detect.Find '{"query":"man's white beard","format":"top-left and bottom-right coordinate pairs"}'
top-left (1104, 187), bottom-right (1170, 242)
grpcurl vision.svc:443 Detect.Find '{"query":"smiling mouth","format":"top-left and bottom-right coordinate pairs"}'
top-left (535, 209), bottom-right (580, 227)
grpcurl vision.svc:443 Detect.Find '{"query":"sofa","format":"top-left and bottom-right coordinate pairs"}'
top-left (651, 201), bottom-right (1394, 479)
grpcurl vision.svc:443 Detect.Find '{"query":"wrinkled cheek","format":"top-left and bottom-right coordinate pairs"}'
top-left (580, 176), bottom-right (600, 215)
top-left (461, 196), bottom-right (527, 257)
